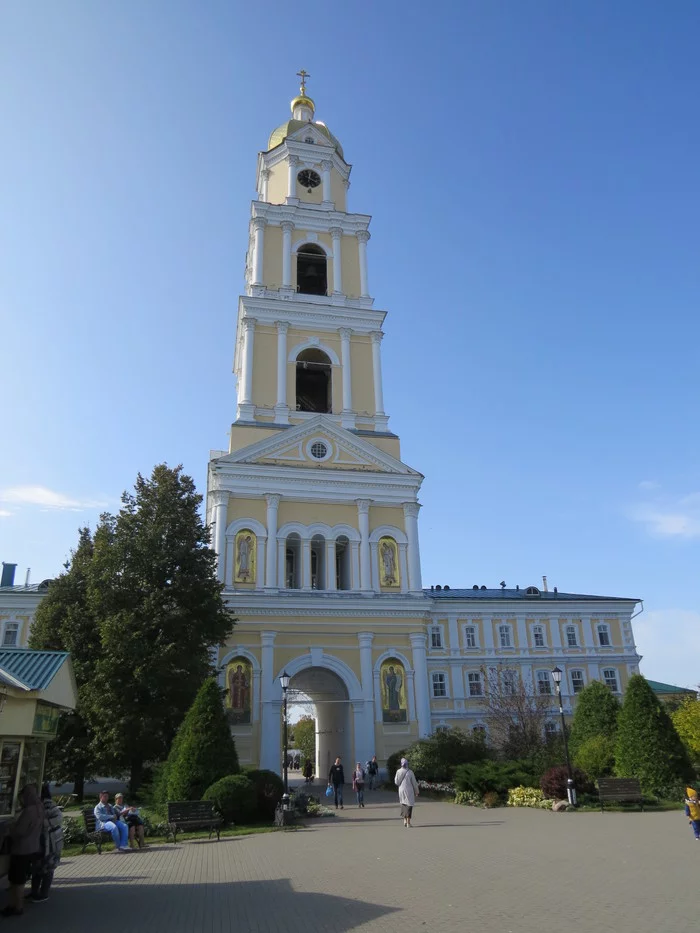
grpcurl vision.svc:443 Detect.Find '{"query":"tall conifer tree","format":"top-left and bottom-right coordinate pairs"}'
top-left (569, 679), bottom-right (620, 756)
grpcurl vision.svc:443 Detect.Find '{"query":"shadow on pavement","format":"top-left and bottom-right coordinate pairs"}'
top-left (15, 878), bottom-right (399, 933)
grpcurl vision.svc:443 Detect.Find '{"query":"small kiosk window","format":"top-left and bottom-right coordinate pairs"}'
top-left (0, 743), bottom-right (21, 815)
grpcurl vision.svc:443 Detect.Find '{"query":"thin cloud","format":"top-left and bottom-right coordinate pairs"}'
top-left (630, 489), bottom-right (700, 539)
top-left (0, 485), bottom-right (107, 512)
top-left (637, 480), bottom-right (660, 491)
top-left (0, 509), bottom-right (12, 518)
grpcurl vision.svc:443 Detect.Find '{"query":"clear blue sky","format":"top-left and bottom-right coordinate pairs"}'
top-left (2, 2), bottom-right (698, 686)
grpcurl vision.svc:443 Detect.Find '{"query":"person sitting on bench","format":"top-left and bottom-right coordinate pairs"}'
top-left (94, 791), bottom-right (129, 851)
top-left (114, 793), bottom-right (146, 849)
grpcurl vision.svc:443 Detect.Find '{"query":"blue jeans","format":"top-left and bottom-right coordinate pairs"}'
top-left (690, 819), bottom-right (700, 839)
top-left (333, 784), bottom-right (343, 807)
top-left (103, 820), bottom-right (129, 849)
top-left (355, 785), bottom-right (364, 805)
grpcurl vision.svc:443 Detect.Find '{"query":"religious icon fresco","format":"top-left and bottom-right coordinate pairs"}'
top-left (378, 536), bottom-right (400, 587)
top-left (226, 657), bottom-right (252, 724)
top-left (234, 529), bottom-right (256, 584)
top-left (381, 658), bottom-right (407, 723)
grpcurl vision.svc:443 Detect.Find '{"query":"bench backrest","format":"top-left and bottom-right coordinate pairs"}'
top-left (167, 801), bottom-right (217, 822)
top-left (82, 808), bottom-right (98, 833)
top-left (598, 777), bottom-right (642, 798)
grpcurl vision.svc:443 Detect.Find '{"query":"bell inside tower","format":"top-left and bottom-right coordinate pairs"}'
top-left (295, 348), bottom-right (332, 413)
top-left (296, 244), bottom-right (328, 296)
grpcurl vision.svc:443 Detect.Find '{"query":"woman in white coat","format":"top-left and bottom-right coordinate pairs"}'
top-left (394, 757), bottom-right (419, 827)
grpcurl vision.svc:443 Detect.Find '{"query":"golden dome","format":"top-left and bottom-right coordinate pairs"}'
top-left (267, 119), bottom-right (344, 158)
top-left (291, 94), bottom-right (315, 113)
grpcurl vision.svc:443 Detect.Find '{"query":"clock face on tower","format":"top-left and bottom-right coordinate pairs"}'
top-left (297, 169), bottom-right (321, 190)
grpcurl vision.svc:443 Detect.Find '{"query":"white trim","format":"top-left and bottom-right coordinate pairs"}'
top-left (429, 624), bottom-right (445, 650)
top-left (306, 437), bottom-right (333, 462)
top-left (225, 517), bottom-right (268, 539)
top-left (218, 647), bottom-right (261, 724)
top-left (288, 338), bottom-right (340, 366)
top-left (497, 622), bottom-right (514, 650)
top-left (463, 623), bottom-right (479, 650)
top-left (291, 237), bottom-right (333, 258)
top-left (368, 525), bottom-right (408, 545)
top-left (466, 670), bottom-right (484, 698)
top-left (530, 622), bottom-right (547, 649)
top-left (430, 670), bottom-right (449, 699)
top-left (534, 669), bottom-right (554, 696)
top-left (277, 521), bottom-right (308, 539)
top-left (569, 668), bottom-right (586, 694)
top-left (272, 652), bottom-right (362, 701)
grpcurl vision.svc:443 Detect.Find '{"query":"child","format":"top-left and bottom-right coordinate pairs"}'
top-left (684, 787), bottom-right (700, 841)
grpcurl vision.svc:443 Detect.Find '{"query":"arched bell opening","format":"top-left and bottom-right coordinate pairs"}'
top-left (310, 534), bottom-right (326, 590)
top-left (335, 535), bottom-right (352, 590)
top-left (296, 243), bottom-right (327, 296)
top-left (285, 533), bottom-right (301, 589)
top-left (296, 348), bottom-right (332, 413)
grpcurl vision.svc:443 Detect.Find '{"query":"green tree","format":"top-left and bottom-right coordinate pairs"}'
top-left (614, 674), bottom-right (693, 794)
top-left (573, 735), bottom-right (615, 779)
top-left (404, 728), bottom-right (492, 782)
top-left (291, 716), bottom-right (316, 767)
top-left (671, 696), bottom-right (700, 766)
top-left (569, 680), bottom-right (621, 756)
top-left (29, 528), bottom-right (104, 801)
top-left (89, 465), bottom-right (234, 791)
top-left (166, 678), bottom-right (239, 801)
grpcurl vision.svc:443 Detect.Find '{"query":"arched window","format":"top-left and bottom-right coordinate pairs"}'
top-left (297, 243), bottom-right (327, 295)
top-left (296, 348), bottom-right (332, 413)
top-left (310, 534), bottom-right (326, 590)
top-left (285, 533), bottom-right (301, 589)
top-left (335, 534), bottom-right (352, 590)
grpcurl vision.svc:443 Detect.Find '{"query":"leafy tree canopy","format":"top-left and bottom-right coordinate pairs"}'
top-left (671, 697), bottom-right (700, 766)
top-left (569, 680), bottom-right (620, 755)
top-left (291, 716), bottom-right (316, 767)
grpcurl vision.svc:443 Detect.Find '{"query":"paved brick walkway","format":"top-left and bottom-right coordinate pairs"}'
top-left (12, 791), bottom-right (698, 933)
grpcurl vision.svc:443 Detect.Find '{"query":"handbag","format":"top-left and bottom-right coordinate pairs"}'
top-left (325, 785), bottom-right (333, 798)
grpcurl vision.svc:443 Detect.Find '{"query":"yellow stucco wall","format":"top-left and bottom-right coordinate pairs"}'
top-left (360, 434), bottom-right (402, 458)
top-left (278, 501), bottom-right (358, 529)
top-left (341, 235), bottom-right (362, 299)
top-left (262, 225), bottom-right (282, 289)
top-left (350, 339), bottom-right (375, 415)
top-left (225, 496), bottom-right (267, 526)
top-left (369, 507), bottom-right (406, 534)
top-left (228, 424), bottom-right (284, 453)
top-left (266, 164), bottom-right (287, 205)
top-left (251, 326), bottom-right (278, 409)
top-left (331, 171), bottom-right (347, 211)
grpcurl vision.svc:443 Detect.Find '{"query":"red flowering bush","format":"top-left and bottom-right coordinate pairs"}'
top-left (540, 765), bottom-right (594, 800)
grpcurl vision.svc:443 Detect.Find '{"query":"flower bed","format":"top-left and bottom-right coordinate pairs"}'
top-left (417, 780), bottom-right (456, 797)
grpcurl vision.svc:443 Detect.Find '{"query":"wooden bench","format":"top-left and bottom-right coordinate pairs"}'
top-left (81, 808), bottom-right (114, 854)
top-left (598, 777), bottom-right (643, 812)
top-left (166, 801), bottom-right (222, 844)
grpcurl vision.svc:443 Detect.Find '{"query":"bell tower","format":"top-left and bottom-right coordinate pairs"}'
top-left (233, 72), bottom-right (385, 433)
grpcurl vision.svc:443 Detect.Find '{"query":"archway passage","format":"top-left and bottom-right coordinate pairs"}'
top-left (289, 667), bottom-right (351, 782)
top-left (297, 243), bottom-right (327, 295)
top-left (296, 348), bottom-right (332, 413)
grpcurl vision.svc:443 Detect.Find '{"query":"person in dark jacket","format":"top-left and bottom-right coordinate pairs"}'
top-left (29, 783), bottom-right (64, 902)
top-left (328, 757), bottom-right (345, 809)
top-left (303, 759), bottom-right (314, 783)
top-left (1, 785), bottom-right (44, 916)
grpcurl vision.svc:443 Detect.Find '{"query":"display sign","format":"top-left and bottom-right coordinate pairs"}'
top-left (32, 702), bottom-right (59, 736)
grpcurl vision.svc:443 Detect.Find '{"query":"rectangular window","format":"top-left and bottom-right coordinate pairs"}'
top-left (468, 672), bottom-right (483, 697)
top-left (2, 624), bottom-right (19, 647)
top-left (431, 628), bottom-right (443, 649)
top-left (533, 625), bottom-right (545, 648)
top-left (499, 625), bottom-right (512, 649)
top-left (544, 721), bottom-right (557, 737)
top-left (536, 671), bottom-right (552, 695)
top-left (465, 626), bottom-right (476, 649)
top-left (571, 670), bottom-right (585, 694)
top-left (566, 625), bottom-right (578, 647)
top-left (432, 672), bottom-right (447, 698)
top-left (503, 670), bottom-right (516, 695)
top-left (603, 668), bottom-right (619, 693)
top-left (597, 625), bottom-right (611, 647)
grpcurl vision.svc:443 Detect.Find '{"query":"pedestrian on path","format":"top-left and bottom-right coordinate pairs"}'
top-left (328, 757), bottom-right (345, 809)
top-left (394, 757), bottom-right (419, 827)
top-left (367, 755), bottom-right (379, 790)
top-left (353, 763), bottom-right (366, 807)
top-left (1, 785), bottom-right (44, 916)
top-left (29, 783), bottom-right (64, 902)
top-left (685, 786), bottom-right (700, 841)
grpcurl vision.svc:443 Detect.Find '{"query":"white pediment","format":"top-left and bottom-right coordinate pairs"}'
top-left (219, 417), bottom-right (417, 476)
top-left (286, 124), bottom-right (335, 150)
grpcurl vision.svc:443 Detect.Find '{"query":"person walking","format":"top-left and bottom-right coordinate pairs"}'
top-left (303, 759), bottom-right (314, 784)
top-left (29, 783), bottom-right (64, 903)
top-left (1, 785), bottom-right (44, 916)
top-left (352, 763), bottom-right (366, 807)
top-left (367, 755), bottom-right (379, 790)
top-left (394, 757), bottom-right (419, 827)
top-left (328, 757), bottom-right (345, 809)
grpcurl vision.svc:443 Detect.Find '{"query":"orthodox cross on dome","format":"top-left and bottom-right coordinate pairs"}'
top-left (296, 69), bottom-right (311, 95)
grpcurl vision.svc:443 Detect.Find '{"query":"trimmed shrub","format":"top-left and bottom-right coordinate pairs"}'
top-left (569, 680), bottom-right (621, 756)
top-left (244, 768), bottom-right (284, 820)
top-left (574, 735), bottom-right (615, 779)
top-left (453, 759), bottom-right (536, 797)
top-left (507, 786), bottom-right (544, 808)
top-left (540, 765), bottom-right (594, 800)
top-left (401, 729), bottom-right (492, 783)
top-left (165, 679), bottom-right (240, 802)
top-left (454, 790), bottom-right (481, 806)
top-left (203, 774), bottom-right (257, 825)
top-left (386, 750), bottom-right (406, 781)
top-left (482, 791), bottom-right (500, 808)
top-left (615, 674), bottom-right (693, 794)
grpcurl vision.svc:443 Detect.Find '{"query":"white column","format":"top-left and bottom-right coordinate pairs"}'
top-left (581, 614), bottom-right (595, 648)
top-left (339, 328), bottom-right (353, 410)
top-left (275, 321), bottom-right (289, 422)
top-left (447, 615), bottom-right (460, 653)
top-left (265, 494), bottom-right (280, 589)
top-left (260, 631), bottom-right (279, 772)
top-left (321, 159), bottom-right (332, 203)
top-left (357, 230), bottom-right (370, 297)
top-left (350, 541), bottom-right (360, 591)
top-left (281, 222), bottom-right (293, 288)
top-left (259, 168), bottom-right (270, 202)
top-left (516, 615), bottom-right (528, 653)
top-left (398, 543), bottom-right (408, 593)
top-left (252, 218), bottom-right (266, 285)
top-left (330, 227), bottom-right (343, 294)
top-left (302, 538), bottom-right (312, 590)
top-left (550, 616), bottom-right (562, 651)
top-left (358, 632), bottom-right (375, 756)
top-left (410, 633), bottom-right (431, 738)
top-left (482, 617), bottom-right (495, 653)
top-left (356, 499), bottom-right (372, 592)
top-left (451, 662), bottom-right (466, 703)
top-left (239, 317), bottom-right (256, 413)
top-left (287, 155), bottom-right (298, 199)
top-left (403, 502), bottom-right (422, 593)
top-left (326, 538), bottom-right (337, 590)
top-left (255, 536), bottom-right (265, 589)
top-left (370, 331), bottom-right (385, 416)
top-left (277, 539), bottom-right (286, 588)
top-left (210, 491), bottom-right (228, 583)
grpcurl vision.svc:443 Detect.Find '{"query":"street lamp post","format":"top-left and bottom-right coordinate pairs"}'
top-left (551, 666), bottom-right (577, 807)
top-left (280, 671), bottom-right (290, 810)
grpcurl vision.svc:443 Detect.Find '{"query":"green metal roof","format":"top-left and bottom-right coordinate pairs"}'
top-left (646, 679), bottom-right (696, 696)
top-left (0, 649), bottom-right (69, 691)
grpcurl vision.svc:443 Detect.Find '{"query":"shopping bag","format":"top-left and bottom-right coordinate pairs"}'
top-left (325, 784), bottom-right (334, 798)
